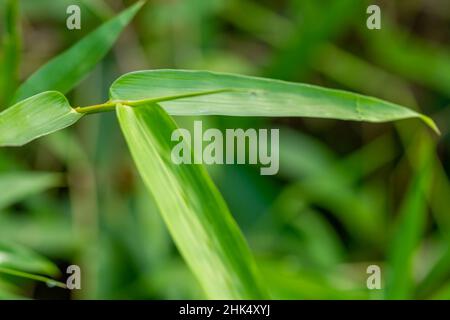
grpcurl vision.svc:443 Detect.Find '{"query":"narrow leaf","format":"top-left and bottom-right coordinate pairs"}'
top-left (0, 267), bottom-right (66, 289)
top-left (0, 0), bottom-right (21, 107)
top-left (0, 91), bottom-right (82, 147)
top-left (13, 1), bottom-right (144, 102)
top-left (0, 241), bottom-right (59, 277)
top-left (367, 24), bottom-right (450, 97)
top-left (386, 140), bottom-right (434, 299)
top-left (110, 69), bottom-right (439, 134)
top-left (116, 102), bottom-right (267, 299)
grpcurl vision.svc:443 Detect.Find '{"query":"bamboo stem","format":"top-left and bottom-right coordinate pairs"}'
top-left (73, 88), bottom-right (237, 114)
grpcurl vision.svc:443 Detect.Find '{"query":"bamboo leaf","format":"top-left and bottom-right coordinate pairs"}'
top-left (0, 91), bottom-right (82, 147)
top-left (110, 69), bottom-right (439, 134)
top-left (12, 1), bottom-right (144, 102)
top-left (116, 102), bottom-right (267, 299)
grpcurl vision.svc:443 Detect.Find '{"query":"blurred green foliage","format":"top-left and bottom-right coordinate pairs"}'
top-left (0, 0), bottom-right (449, 299)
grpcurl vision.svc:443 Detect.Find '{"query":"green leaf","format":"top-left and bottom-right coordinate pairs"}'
top-left (12, 1), bottom-right (144, 102)
top-left (0, 91), bottom-right (82, 147)
top-left (110, 69), bottom-right (439, 134)
top-left (116, 102), bottom-right (267, 299)
top-left (0, 241), bottom-right (65, 289)
top-left (417, 245), bottom-right (450, 298)
top-left (0, 172), bottom-right (61, 210)
top-left (0, 267), bottom-right (66, 289)
top-left (1, 68), bottom-right (439, 149)
top-left (386, 139), bottom-right (434, 299)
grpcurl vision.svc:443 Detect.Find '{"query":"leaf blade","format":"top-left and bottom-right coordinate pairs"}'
top-left (0, 91), bottom-right (82, 147)
top-left (110, 69), bottom-right (438, 133)
top-left (116, 102), bottom-right (267, 299)
top-left (0, 241), bottom-right (59, 277)
top-left (386, 140), bottom-right (434, 299)
top-left (13, 1), bottom-right (144, 102)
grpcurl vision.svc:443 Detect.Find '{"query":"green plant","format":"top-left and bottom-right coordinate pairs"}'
top-left (0, 0), bottom-right (444, 300)
top-left (0, 66), bottom-right (439, 299)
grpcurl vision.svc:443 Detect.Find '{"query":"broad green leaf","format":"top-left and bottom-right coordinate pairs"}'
top-left (0, 91), bottom-right (82, 147)
top-left (110, 69), bottom-right (439, 133)
top-left (0, 172), bottom-right (61, 210)
top-left (116, 102), bottom-right (267, 299)
top-left (13, 1), bottom-right (144, 102)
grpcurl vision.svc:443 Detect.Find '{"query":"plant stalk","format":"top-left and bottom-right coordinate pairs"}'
top-left (74, 88), bottom-right (235, 114)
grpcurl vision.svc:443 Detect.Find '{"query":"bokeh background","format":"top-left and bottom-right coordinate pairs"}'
top-left (0, 0), bottom-right (449, 299)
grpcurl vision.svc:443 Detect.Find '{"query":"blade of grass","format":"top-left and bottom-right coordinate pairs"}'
top-left (385, 137), bottom-right (434, 299)
top-left (314, 44), bottom-right (417, 107)
top-left (116, 102), bottom-right (267, 299)
top-left (364, 23), bottom-right (450, 97)
top-left (0, 267), bottom-right (66, 289)
top-left (12, 1), bottom-right (144, 102)
top-left (0, 240), bottom-right (59, 276)
top-left (416, 244), bottom-right (450, 298)
top-left (267, 190), bottom-right (345, 269)
top-left (0, 240), bottom-right (65, 290)
top-left (109, 69), bottom-right (439, 133)
top-left (265, 0), bottom-right (364, 79)
top-left (0, 0), bottom-right (21, 107)
top-left (0, 91), bottom-right (82, 147)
